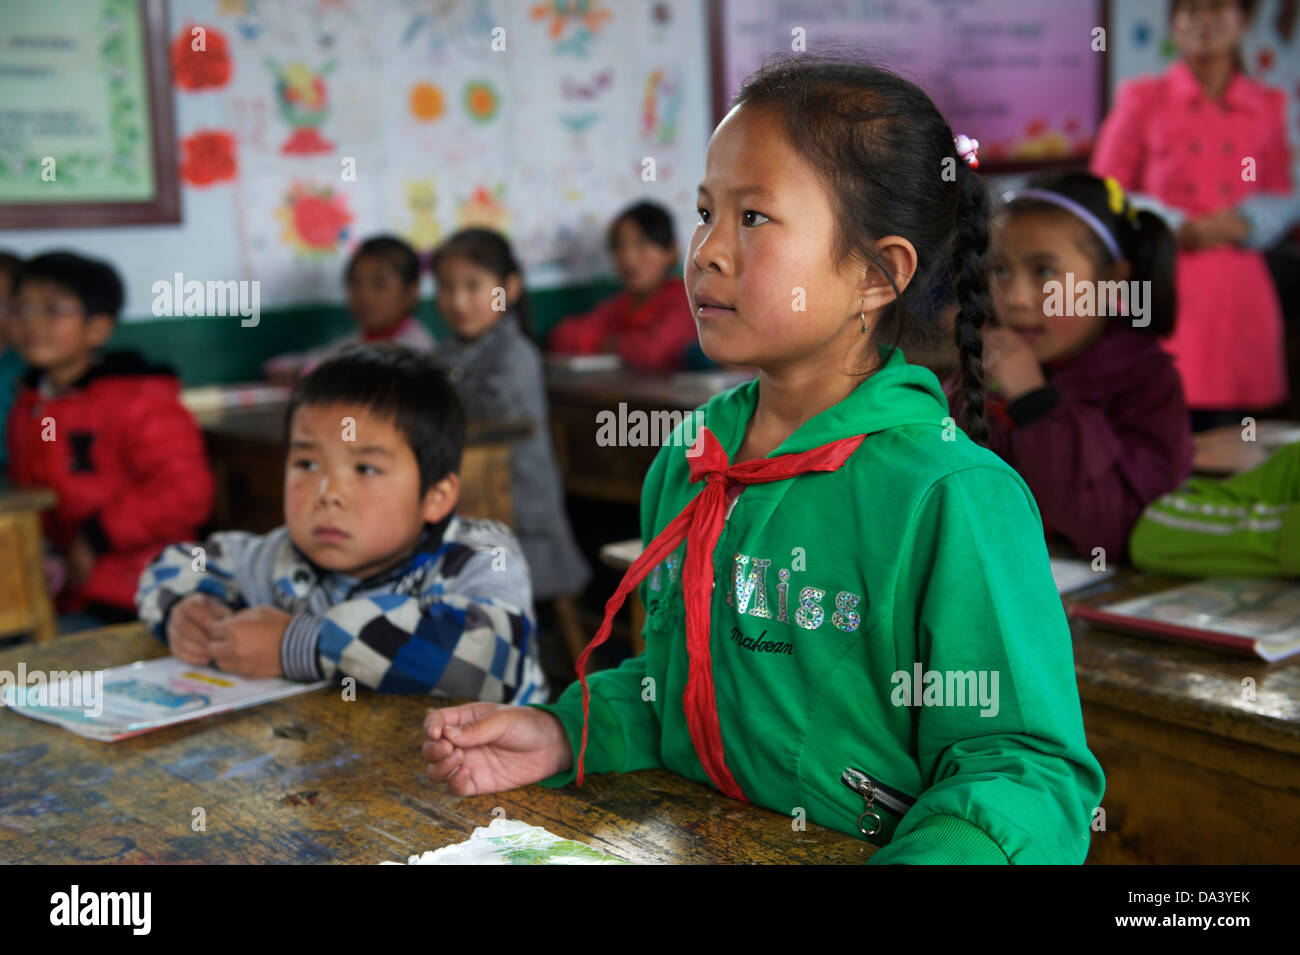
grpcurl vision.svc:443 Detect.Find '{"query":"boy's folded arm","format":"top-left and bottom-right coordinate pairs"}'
top-left (92, 396), bottom-right (214, 553)
top-left (135, 532), bottom-right (250, 641)
top-left (871, 467), bottom-right (1105, 865)
top-left (298, 595), bottom-right (534, 698)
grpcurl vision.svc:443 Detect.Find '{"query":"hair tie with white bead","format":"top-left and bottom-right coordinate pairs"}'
top-left (954, 134), bottom-right (980, 169)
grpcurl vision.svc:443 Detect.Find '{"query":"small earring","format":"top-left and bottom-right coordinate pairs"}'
top-left (860, 302), bottom-right (867, 334)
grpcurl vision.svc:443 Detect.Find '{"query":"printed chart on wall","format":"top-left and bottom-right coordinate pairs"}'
top-left (714, 0), bottom-right (1106, 168)
top-left (169, 0), bottom-right (709, 301)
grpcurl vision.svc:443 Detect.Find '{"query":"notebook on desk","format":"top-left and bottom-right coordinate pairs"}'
top-left (0, 657), bottom-right (328, 741)
top-left (1071, 577), bottom-right (1300, 662)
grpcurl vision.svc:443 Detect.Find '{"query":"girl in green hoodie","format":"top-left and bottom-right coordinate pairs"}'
top-left (422, 56), bottom-right (1105, 864)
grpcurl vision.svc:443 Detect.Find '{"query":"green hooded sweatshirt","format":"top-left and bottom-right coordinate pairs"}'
top-left (533, 345), bottom-right (1105, 864)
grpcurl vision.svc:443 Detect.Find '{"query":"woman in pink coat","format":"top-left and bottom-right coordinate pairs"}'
top-left (1091, 0), bottom-right (1292, 429)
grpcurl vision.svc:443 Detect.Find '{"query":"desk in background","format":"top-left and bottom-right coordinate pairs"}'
top-left (192, 399), bottom-right (531, 533)
top-left (0, 478), bottom-right (56, 643)
top-left (547, 368), bottom-right (753, 504)
top-left (0, 625), bottom-right (869, 864)
top-left (1068, 570), bottom-right (1300, 864)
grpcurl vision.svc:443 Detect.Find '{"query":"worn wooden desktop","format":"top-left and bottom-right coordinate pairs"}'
top-left (1067, 570), bottom-right (1300, 864)
top-left (195, 403), bottom-right (531, 532)
top-left (0, 625), bottom-right (870, 864)
top-left (0, 479), bottom-right (57, 644)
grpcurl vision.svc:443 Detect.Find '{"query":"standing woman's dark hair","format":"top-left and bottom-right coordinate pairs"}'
top-left (1008, 171), bottom-right (1179, 336)
top-left (430, 228), bottom-right (534, 341)
top-left (732, 54), bottom-right (996, 444)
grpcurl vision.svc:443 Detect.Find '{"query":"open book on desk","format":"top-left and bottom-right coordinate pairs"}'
top-left (1070, 577), bottom-right (1300, 662)
top-left (0, 656), bottom-right (328, 741)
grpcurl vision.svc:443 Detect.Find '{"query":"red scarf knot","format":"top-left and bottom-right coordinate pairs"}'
top-left (572, 425), bottom-right (866, 803)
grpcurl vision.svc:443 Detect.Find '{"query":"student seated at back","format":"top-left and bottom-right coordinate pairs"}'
top-left (7, 251), bottom-right (213, 627)
top-left (430, 228), bottom-right (590, 602)
top-left (264, 234), bottom-right (434, 383)
top-left (951, 171), bottom-right (1194, 561)
top-left (0, 251), bottom-right (25, 472)
top-left (548, 201), bottom-right (697, 373)
top-left (1130, 441), bottom-right (1300, 578)
top-left (137, 344), bottom-right (547, 704)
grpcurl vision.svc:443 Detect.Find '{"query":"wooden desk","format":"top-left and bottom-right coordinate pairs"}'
top-left (547, 368), bottom-right (754, 503)
top-left (1192, 419), bottom-right (1300, 475)
top-left (1067, 571), bottom-right (1300, 864)
top-left (195, 402), bottom-right (531, 532)
top-left (0, 626), bottom-right (869, 864)
top-left (0, 479), bottom-right (56, 644)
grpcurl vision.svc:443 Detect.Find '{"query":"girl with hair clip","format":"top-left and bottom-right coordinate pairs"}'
top-left (1091, 0), bottom-right (1292, 430)
top-left (962, 171), bottom-right (1194, 563)
top-left (423, 56), bottom-right (1105, 865)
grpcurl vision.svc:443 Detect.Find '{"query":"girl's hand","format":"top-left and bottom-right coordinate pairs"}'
top-left (423, 702), bottom-right (574, 796)
top-left (982, 327), bottom-right (1046, 402)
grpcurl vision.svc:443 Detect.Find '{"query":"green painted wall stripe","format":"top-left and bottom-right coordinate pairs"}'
top-left (107, 279), bottom-right (623, 386)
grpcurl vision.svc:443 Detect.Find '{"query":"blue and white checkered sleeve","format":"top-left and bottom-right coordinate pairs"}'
top-left (300, 592), bottom-right (540, 702)
top-left (135, 532), bottom-right (251, 642)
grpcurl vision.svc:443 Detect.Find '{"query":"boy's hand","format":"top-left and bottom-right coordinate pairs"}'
top-left (982, 326), bottom-right (1046, 402)
top-left (166, 593), bottom-right (233, 665)
top-left (208, 606), bottom-right (293, 678)
top-left (423, 703), bottom-right (574, 796)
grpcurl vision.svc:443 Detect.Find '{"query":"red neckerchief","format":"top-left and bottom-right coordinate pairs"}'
top-left (361, 317), bottom-right (410, 342)
top-left (573, 426), bottom-right (866, 799)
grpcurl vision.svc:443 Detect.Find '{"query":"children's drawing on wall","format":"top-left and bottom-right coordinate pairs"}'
top-left (641, 67), bottom-right (681, 146)
top-left (532, 0), bottom-right (612, 56)
top-left (403, 178), bottom-right (443, 252)
top-left (276, 181), bottom-right (354, 258)
top-left (399, 0), bottom-right (496, 57)
top-left (269, 59), bottom-right (336, 154)
top-left (457, 184), bottom-right (508, 232)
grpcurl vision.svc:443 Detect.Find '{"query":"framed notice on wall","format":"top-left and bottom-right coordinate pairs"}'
top-left (710, 0), bottom-right (1109, 173)
top-left (0, 0), bottom-right (179, 228)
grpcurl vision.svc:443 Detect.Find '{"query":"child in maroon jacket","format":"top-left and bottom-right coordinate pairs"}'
top-left (950, 172), bottom-right (1193, 562)
top-left (548, 201), bottom-right (696, 373)
top-left (7, 252), bottom-right (213, 625)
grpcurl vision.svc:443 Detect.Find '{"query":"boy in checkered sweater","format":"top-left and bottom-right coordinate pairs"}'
top-left (136, 344), bottom-right (547, 704)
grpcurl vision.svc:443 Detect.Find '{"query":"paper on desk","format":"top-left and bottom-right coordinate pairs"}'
top-left (1050, 557), bottom-right (1116, 595)
top-left (383, 818), bottom-right (630, 865)
top-left (0, 656), bottom-right (328, 741)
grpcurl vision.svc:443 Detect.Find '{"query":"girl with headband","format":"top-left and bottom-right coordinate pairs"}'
top-left (951, 171), bottom-right (1192, 563)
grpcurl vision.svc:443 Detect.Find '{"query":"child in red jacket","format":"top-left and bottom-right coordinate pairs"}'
top-left (548, 201), bottom-right (697, 373)
top-left (6, 252), bottom-right (213, 627)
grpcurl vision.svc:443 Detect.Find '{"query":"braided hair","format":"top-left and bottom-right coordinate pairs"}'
top-left (733, 54), bottom-right (997, 444)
